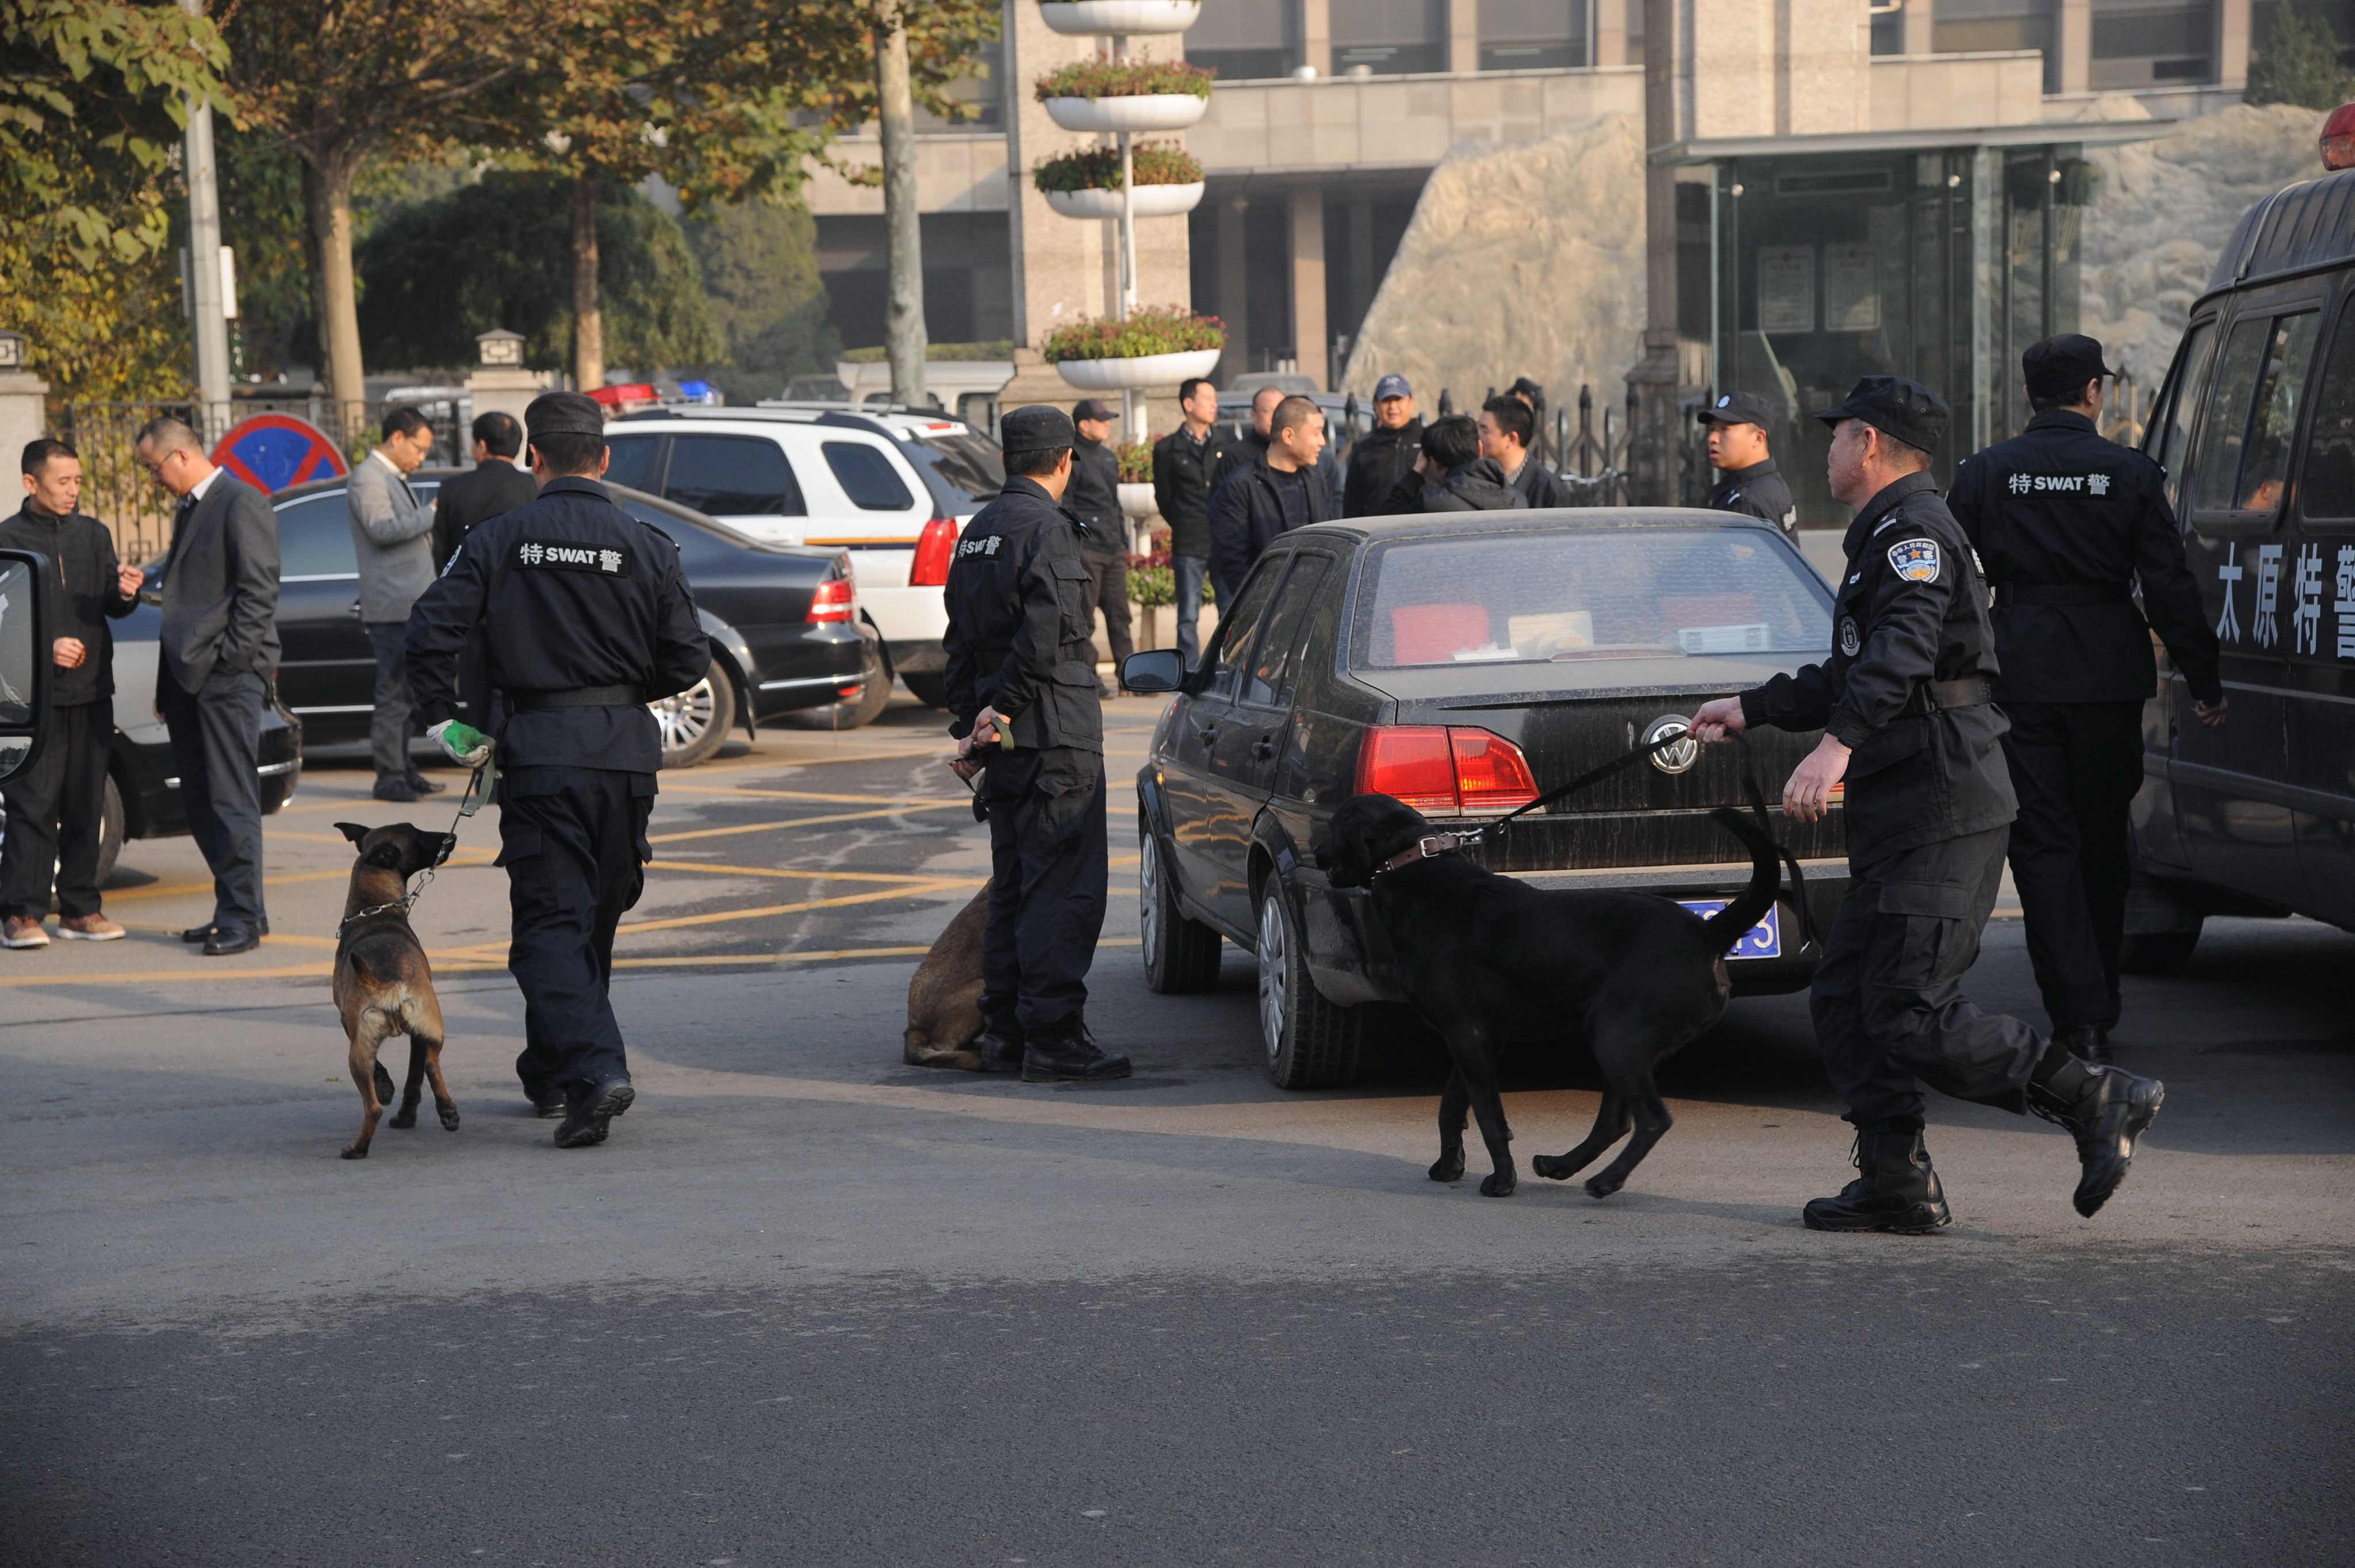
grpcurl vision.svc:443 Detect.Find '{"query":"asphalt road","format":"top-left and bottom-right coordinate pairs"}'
top-left (4, 692), bottom-right (2351, 1566)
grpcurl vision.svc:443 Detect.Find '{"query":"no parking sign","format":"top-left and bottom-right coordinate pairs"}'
top-left (211, 413), bottom-right (348, 493)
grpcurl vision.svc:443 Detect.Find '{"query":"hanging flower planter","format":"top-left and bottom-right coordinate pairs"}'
top-left (1038, 0), bottom-right (1202, 36)
top-left (1035, 59), bottom-right (1213, 134)
top-left (1045, 308), bottom-right (1225, 392)
top-left (1036, 143), bottom-right (1206, 220)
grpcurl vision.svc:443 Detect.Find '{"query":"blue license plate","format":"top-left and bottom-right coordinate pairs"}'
top-left (1677, 900), bottom-right (1782, 959)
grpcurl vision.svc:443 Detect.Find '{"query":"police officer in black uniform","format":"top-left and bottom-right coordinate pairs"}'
top-left (943, 405), bottom-right (1129, 1083)
top-left (1066, 398), bottom-right (1132, 697)
top-left (1697, 390), bottom-right (1797, 536)
top-left (1949, 335), bottom-right (2226, 1065)
top-left (1692, 377), bottom-right (2165, 1232)
top-left (406, 391), bottom-right (711, 1148)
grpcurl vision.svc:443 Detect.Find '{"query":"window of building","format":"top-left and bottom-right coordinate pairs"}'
top-left (1478, 0), bottom-right (1590, 70)
top-left (1332, 0), bottom-right (1448, 75)
top-left (1932, 0), bottom-right (2056, 63)
top-left (1189, 0), bottom-right (1302, 80)
top-left (2091, 0), bottom-right (2219, 87)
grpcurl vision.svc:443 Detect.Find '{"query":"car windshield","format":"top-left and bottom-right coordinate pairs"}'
top-left (1351, 527), bottom-right (1831, 669)
top-left (908, 432), bottom-right (1003, 511)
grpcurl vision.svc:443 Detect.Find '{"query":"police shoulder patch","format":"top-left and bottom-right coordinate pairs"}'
top-left (1886, 537), bottom-right (1942, 583)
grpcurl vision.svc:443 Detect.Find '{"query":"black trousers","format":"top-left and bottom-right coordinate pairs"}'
top-left (1999, 700), bottom-right (2143, 1032)
top-left (1082, 547), bottom-right (1134, 669)
top-left (366, 622), bottom-right (419, 785)
top-left (0, 700), bottom-right (109, 921)
top-left (159, 666), bottom-right (268, 937)
top-left (1812, 827), bottom-right (2047, 1129)
top-left (498, 766), bottom-right (654, 1105)
top-left (980, 745), bottom-right (1109, 1041)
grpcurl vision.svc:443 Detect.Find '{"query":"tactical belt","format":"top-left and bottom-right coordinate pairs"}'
top-left (1905, 676), bottom-right (1994, 715)
top-left (508, 684), bottom-right (643, 712)
top-left (1995, 582), bottom-right (2131, 607)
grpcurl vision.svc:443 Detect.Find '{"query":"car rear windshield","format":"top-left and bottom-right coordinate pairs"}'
top-left (907, 432), bottom-right (1003, 513)
top-left (1351, 527), bottom-right (1831, 669)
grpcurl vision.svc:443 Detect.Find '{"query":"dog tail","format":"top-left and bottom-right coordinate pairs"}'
top-left (1702, 806), bottom-right (1781, 956)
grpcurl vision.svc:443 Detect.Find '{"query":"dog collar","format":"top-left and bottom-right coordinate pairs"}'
top-left (1376, 833), bottom-right (1472, 877)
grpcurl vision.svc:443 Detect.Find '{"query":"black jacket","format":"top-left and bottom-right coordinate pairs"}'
top-left (155, 471), bottom-right (281, 695)
top-left (1708, 458), bottom-right (1796, 536)
top-left (1067, 435), bottom-right (1123, 547)
top-left (941, 475), bottom-right (1104, 753)
top-left (1214, 425), bottom-right (1344, 517)
top-left (1344, 419), bottom-right (1421, 516)
top-left (1150, 424), bottom-right (1229, 558)
top-left (1388, 457), bottom-right (1526, 514)
top-left (1740, 472), bottom-right (2015, 865)
top-left (0, 503), bottom-right (136, 706)
top-left (1947, 409), bottom-right (2222, 706)
top-left (1209, 457), bottom-right (1335, 589)
top-left (405, 476), bottom-right (709, 775)
top-left (1506, 453), bottom-right (1573, 510)
top-left (431, 457), bottom-right (538, 572)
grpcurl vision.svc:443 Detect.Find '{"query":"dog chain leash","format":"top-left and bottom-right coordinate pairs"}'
top-left (337, 757), bottom-right (497, 937)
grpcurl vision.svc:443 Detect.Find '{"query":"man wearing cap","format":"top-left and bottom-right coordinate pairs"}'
top-left (1344, 374), bottom-right (1421, 517)
top-left (1948, 334), bottom-right (2224, 1066)
top-left (1692, 376), bottom-right (2167, 1234)
top-left (1697, 391), bottom-right (1797, 537)
top-left (1067, 398), bottom-right (1132, 697)
top-left (942, 405), bottom-right (1129, 1083)
top-left (405, 391), bottom-right (712, 1149)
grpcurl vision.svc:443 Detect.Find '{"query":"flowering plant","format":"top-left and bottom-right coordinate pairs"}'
top-left (1042, 306), bottom-right (1225, 361)
top-left (1033, 59), bottom-right (1214, 101)
top-left (1034, 141), bottom-right (1204, 193)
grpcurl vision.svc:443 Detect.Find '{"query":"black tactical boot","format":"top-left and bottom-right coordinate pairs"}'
top-left (2029, 1061), bottom-right (2164, 1217)
top-left (973, 1030), bottom-right (1027, 1074)
top-left (1802, 1128), bottom-right (1954, 1234)
top-left (2054, 1022), bottom-right (2113, 1065)
top-left (1021, 1022), bottom-right (1132, 1083)
top-left (554, 1078), bottom-right (635, 1149)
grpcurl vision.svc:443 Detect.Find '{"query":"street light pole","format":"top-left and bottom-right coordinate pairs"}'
top-left (180, 0), bottom-right (232, 443)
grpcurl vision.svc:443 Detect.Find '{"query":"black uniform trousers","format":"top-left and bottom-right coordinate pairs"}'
top-left (0, 701), bottom-right (110, 921)
top-left (159, 666), bottom-right (269, 937)
top-left (979, 745), bottom-right (1109, 1041)
top-left (1998, 700), bottom-right (2143, 1032)
top-left (1081, 545), bottom-right (1133, 669)
top-left (498, 765), bottom-right (653, 1106)
top-left (1812, 827), bottom-right (2047, 1129)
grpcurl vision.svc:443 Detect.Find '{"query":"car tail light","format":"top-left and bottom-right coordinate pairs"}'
top-left (807, 577), bottom-right (855, 623)
top-left (2325, 102), bottom-right (2355, 171)
top-left (909, 515), bottom-right (958, 586)
top-left (1355, 725), bottom-right (1537, 816)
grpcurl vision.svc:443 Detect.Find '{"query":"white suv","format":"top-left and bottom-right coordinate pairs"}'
top-left (604, 407), bottom-right (1003, 709)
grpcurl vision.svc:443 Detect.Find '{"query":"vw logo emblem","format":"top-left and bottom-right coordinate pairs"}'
top-left (1644, 715), bottom-right (1699, 775)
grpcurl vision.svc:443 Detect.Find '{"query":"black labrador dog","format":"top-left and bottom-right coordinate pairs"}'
top-left (1317, 793), bottom-right (1783, 1200)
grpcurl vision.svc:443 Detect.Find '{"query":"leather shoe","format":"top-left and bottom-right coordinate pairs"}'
top-left (1021, 1023), bottom-right (1132, 1083)
top-left (972, 1030), bottom-right (1027, 1074)
top-left (373, 779), bottom-right (422, 803)
top-left (554, 1079), bottom-right (635, 1148)
top-left (407, 775), bottom-right (447, 795)
top-left (2030, 1063), bottom-right (2165, 1217)
top-left (183, 917), bottom-right (268, 942)
top-left (202, 927), bottom-right (260, 956)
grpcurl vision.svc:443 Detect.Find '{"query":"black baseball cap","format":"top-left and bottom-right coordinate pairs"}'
top-left (1697, 390), bottom-right (1777, 430)
top-left (1071, 398), bottom-right (1117, 423)
top-left (1001, 404), bottom-right (1076, 458)
top-left (525, 390), bottom-right (605, 439)
top-left (2023, 333), bottom-right (2118, 400)
top-left (1816, 375), bottom-right (1949, 454)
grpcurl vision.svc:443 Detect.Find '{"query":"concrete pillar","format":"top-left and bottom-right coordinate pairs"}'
top-left (1218, 193), bottom-right (1251, 382)
top-left (1627, 0), bottom-right (1681, 505)
top-left (0, 368), bottom-right (50, 478)
top-left (1301, 0), bottom-right (1332, 76)
top-left (1291, 186), bottom-right (1329, 389)
top-left (464, 367), bottom-right (554, 434)
top-left (1449, 0), bottom-right (1480, 73)
top-left (1347, 199), bottom-right (1376, 346)
top-left (1594, 0), bottom-right (1628, 67)
top-left (1901, 0), bottom-right (1934, 56)
top-left (2216, 0), bottom-right (2250, 89)
top-left (2055, 0), bottom-right (2091, 94)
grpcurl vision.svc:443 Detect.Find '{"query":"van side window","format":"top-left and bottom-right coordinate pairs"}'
top-left (2149, 319), bottom-right (2213, 516)
top-left (2191, 310), bottom-right (2319, 519)
top-left (2301, 308), bottom-right (2355, 523)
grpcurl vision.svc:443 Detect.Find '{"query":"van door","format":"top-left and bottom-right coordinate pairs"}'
top-left (2132, 315), bottom-right (2215, 870)
top-left (2285, 284), bottom-right (2355, 929)
top-left (2173, 289), bottom-right (2326, 912)
top-left (661, 433), bottom-right (806, 544)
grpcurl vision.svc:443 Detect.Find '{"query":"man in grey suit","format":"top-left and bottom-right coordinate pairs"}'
top-left (348, 405), bottom-right (445, 802)
top-left (135, 417), bottom-right (282, 956)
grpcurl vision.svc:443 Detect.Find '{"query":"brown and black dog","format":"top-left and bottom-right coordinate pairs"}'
top-left (333, 822), bottom-right (458, 1159)
top-left (904, 887), bottom-right (988, 1069)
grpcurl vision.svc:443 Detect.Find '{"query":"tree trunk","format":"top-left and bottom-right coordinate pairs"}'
top-left (875, 0), bottom-right (925, 409)
top-left (571, 169), bottom-right (604, 393)
top-left (304, 156), bottom-right (367, 445)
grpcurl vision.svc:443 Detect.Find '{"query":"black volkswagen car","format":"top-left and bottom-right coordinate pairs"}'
top-left (258, 469), bottom-right (871, 768)
top-left (1122, 509), bottom-right (1850, 1090)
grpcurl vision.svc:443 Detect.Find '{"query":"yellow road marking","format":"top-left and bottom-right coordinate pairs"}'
top-left (645, 860), bottom-right (984, 886)
top-left (614, 879), bottom-right (974, 936)
top-left (647, 800), bottom-right (971, 845)
top-left (656, 784), bottom-right (970, 806)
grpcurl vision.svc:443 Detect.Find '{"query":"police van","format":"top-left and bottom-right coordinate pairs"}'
top-left (2125, 112), bottom-right (2355, 969)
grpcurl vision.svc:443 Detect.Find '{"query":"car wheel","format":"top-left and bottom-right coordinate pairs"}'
top-left (1256, 877), bottom-right (1361, 1090)
top-left (654, 670), bottom-right (735, 768)
top-left (1140, 820), bottom-right (1220, 994)
top-left (2120, 924), bottom-right (2202, 975)
top-left (96, 775), bottom-right (124, 886)
top-left (903, 670), bottom-right (950, 709)
top-left (786, 631), bottom-right (892, 731)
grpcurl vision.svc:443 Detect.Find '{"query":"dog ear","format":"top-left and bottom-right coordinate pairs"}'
top-left (335, 822), bottom-right (371, 845)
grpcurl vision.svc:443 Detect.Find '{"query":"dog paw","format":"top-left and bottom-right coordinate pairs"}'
top-left (1584, 1175), bottom-right (1624, 1199)
top-left (1428, 1150), bottom-right (1466, 1183)
top-left (388, 1108), bottom-right (417, 1130)
top-left (340, 1145), bottom-right (368, 1160)
top-left (1531, 1155), bottom-right (1568, 1181)
top-left (1479, 1172), bottom-right (1517, 1198)
top-left (438, 1103), bottom-right (461, 1132)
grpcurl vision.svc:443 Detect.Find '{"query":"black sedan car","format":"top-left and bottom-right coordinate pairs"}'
top-left (1121, 509), bottom-right (1852, 1090)
top-left (258, 469), bottom-right (870, 768)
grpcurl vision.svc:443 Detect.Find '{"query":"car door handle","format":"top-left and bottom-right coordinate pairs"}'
top-left (347, 601), bottom-right (363, 620)
top-left (1252, 737), bottom-right (1275, 761)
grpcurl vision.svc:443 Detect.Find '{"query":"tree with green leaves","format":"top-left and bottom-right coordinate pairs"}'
top-left (2246, 1), bottom-right (2355, 109)
top-left (683, 199), bottom-right (838, 405)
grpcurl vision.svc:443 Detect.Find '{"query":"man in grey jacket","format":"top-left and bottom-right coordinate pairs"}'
top-left (134, 417), bottom-right (282, 956)
top-left (348, 407), bottom-right (444, 801)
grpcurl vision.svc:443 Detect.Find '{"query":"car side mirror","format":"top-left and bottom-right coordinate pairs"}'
top-left (0, 549), bottom-right (52, 785)
top-left (1120, 648), bottom-right (1186, 694)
